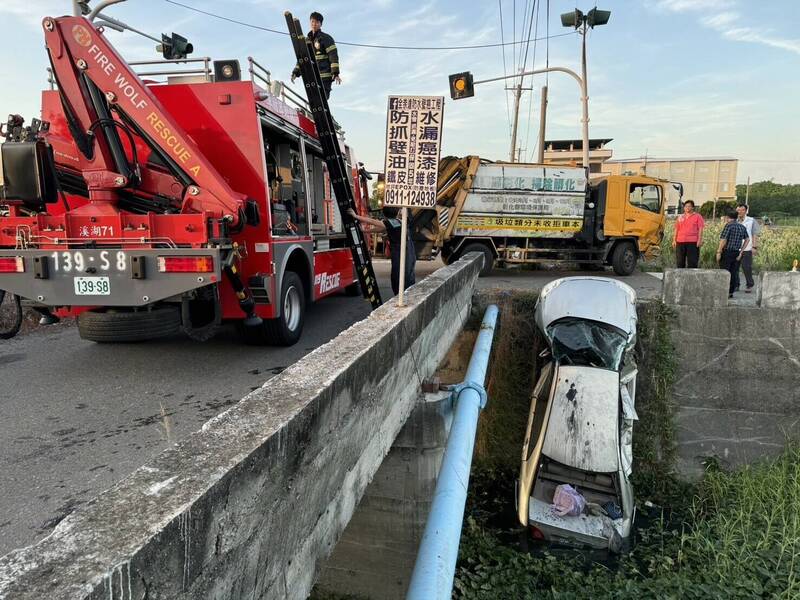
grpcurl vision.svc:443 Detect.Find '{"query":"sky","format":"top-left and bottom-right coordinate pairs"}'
top-left (1, 0), bottom-right (798, 184)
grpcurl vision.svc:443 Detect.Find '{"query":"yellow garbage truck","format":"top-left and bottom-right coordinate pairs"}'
top-left (411, 156), bottom-right (680, 276)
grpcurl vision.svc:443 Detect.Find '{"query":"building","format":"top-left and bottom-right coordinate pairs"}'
top-left (604, 157), bottom-right (738, 213)
top-left (542, 138), bottom-right (613, 174)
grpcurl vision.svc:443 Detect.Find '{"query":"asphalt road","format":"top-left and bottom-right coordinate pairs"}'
top-left (0, 259), bottom-right (661, 556)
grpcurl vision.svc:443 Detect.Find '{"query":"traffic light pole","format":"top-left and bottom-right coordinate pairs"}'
top-left (473, 65), bottom-right (589, 169)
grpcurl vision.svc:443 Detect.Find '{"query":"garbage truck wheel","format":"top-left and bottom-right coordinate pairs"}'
top-left (611, 242), bottom-right (638, 276)
top-left (460, 243), bottom-right (495, 277)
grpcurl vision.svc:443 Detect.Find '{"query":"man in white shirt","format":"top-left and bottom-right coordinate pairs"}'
top-left (736, 203), bottom-right (759, 292)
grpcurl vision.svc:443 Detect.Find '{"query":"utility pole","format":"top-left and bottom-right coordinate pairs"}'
top-left (508, 73), bottom-right (532, 163)
top-left (536, 85), bottom-right (548, 163)
top-left (509, 76), bottom-right (523, 162)
top-left (745, 176), bottom-right (751, 204)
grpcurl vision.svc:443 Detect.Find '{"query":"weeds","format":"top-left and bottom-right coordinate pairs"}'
top-left (655, 221), bottom-right (800, 272)
top-left (455, 445), bottom-right (800, 599)
top-left (475, 292), bottom-right (540, 470)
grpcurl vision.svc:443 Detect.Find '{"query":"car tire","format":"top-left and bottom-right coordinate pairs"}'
top-left (241, 271), bottom-right (305, 346)
top-left (77, 306), bottom-right (181, 343)
top-left (611, 242), bottom-right (638, 276)
top-left (460, 243), bottom-right (494, 277)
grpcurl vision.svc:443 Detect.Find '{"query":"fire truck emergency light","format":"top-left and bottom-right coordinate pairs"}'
top-left (448, 72), bottom-right (474, 100)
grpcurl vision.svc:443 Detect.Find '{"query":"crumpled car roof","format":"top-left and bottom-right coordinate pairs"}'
top-left (535, 276), bottom-right (637, 340)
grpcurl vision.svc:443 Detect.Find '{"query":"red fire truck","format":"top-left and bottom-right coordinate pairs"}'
top-left (0, 8), bottom-right (377, 345)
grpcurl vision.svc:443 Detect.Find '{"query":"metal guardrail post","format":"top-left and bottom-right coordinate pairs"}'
top-left (406, 304), bottom-right (500, 600)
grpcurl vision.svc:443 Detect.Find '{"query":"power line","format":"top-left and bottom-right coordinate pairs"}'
top-left (523, 0), bottom-right (540, 161)
top-left (513, 0), bottom-right (517, 64)
top-left (518, 0), bottom-right (533, 73)
top-left (162, 0), bottom-right (576, 50)
top-left (499, 0), bottom-right (512, 141)
top-left (517, 0), bottom-right (531, 71)
top-left (545, 0), bottom-right (550, 79)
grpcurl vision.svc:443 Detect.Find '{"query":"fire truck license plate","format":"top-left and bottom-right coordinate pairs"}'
top-left (73, 277), bottom-right (111, 296)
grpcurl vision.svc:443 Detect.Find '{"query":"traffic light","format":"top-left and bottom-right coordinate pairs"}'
top-left (448, 72), bottom-right (474, 100)
top-left (159, 33), bottom-right (194, 60)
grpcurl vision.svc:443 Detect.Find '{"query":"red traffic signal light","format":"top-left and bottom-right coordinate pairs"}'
top-left (448, 72), bottom-right (474, 100)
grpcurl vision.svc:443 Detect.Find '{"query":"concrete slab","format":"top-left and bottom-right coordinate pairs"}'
top-left (670, 304), bottom-right (800, 478)
top-left (662, 268), bottom-right (729, 307)
top-left (759, 271), bottom-right (800, 309)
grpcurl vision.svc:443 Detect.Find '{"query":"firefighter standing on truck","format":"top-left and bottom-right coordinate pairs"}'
top-left (291, 11), bottom-right (340, 99)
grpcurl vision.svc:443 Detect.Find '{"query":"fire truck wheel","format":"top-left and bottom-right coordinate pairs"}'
top-left (611, 242), bottom-right (638, 276)
top-left (266, 271), bottom-right (305, 345)
top-left (77, 306), bottom-right (181, 343)
top-left (241, 271), bottom-right (305, 346)
top-left (459, 243), bottom-right (495, 277)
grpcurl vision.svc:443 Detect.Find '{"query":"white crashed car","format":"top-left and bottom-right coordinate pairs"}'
top-left (516, 277), bottom-right (638, 552)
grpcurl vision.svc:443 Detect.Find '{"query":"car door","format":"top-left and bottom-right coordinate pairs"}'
top-left (623, 179), bottom-right (664, 250)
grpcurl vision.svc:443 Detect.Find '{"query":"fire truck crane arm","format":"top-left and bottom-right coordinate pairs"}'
top-left (43, 15), bottom-right (248, 226)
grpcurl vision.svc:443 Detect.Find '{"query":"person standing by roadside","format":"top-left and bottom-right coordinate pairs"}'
top-left (349, 207), bottom-right (416, 296)
top-left (736, 203), bottom-right (759, 293)
top-left (672, 200), bottom-right (704, 268)
top-left (716, 210), bottom-right (749, 298)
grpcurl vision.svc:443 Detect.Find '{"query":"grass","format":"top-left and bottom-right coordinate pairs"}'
top-left (649, 221), bottom-right (800, 272)
top-left (455, 444), bottom-right (800, 599)
top-left (474, 292), bottom-right (540, 470)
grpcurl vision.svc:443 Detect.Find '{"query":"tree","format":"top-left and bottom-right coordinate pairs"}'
top-left (699, 200), bottom-right (735, 219)
top-left (369, 178), bottom-right (384, 211)
top-left (735, 181), bottom-right (800, 217)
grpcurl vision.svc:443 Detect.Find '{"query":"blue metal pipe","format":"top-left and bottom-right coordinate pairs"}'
top-left (406, 304), bottom-right (499, 600)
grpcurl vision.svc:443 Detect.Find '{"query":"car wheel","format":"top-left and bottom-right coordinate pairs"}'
top-left (611, 242), bottom-right (638, 276)
top-left (77, 306), bottom-right (181, 342)
top-left (460, 243), bottom-right (495, 277)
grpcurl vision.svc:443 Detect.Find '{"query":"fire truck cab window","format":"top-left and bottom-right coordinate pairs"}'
top-left (262, 126), bottom-right (309, 237)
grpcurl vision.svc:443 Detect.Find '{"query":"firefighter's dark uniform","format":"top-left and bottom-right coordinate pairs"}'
top-left (292, 30), bottom-right (339, 99)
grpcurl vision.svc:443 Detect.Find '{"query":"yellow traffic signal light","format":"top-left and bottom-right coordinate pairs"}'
top-left (448, 72), bottom-right (474, 100)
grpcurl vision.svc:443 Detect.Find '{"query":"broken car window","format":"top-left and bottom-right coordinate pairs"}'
top-left (547, 317), bottom-right (628, 371)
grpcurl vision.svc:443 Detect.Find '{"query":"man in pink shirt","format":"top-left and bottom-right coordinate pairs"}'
top-left (672, 199), bottom-right (705, 268)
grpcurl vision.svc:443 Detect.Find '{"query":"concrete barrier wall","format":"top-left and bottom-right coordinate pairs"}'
top-left (316, 390), bottom-right (454, 600)
top-left (663, 269), bottom-right (800, 478)
top-left (0, 255), bottom-right (482, 600)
